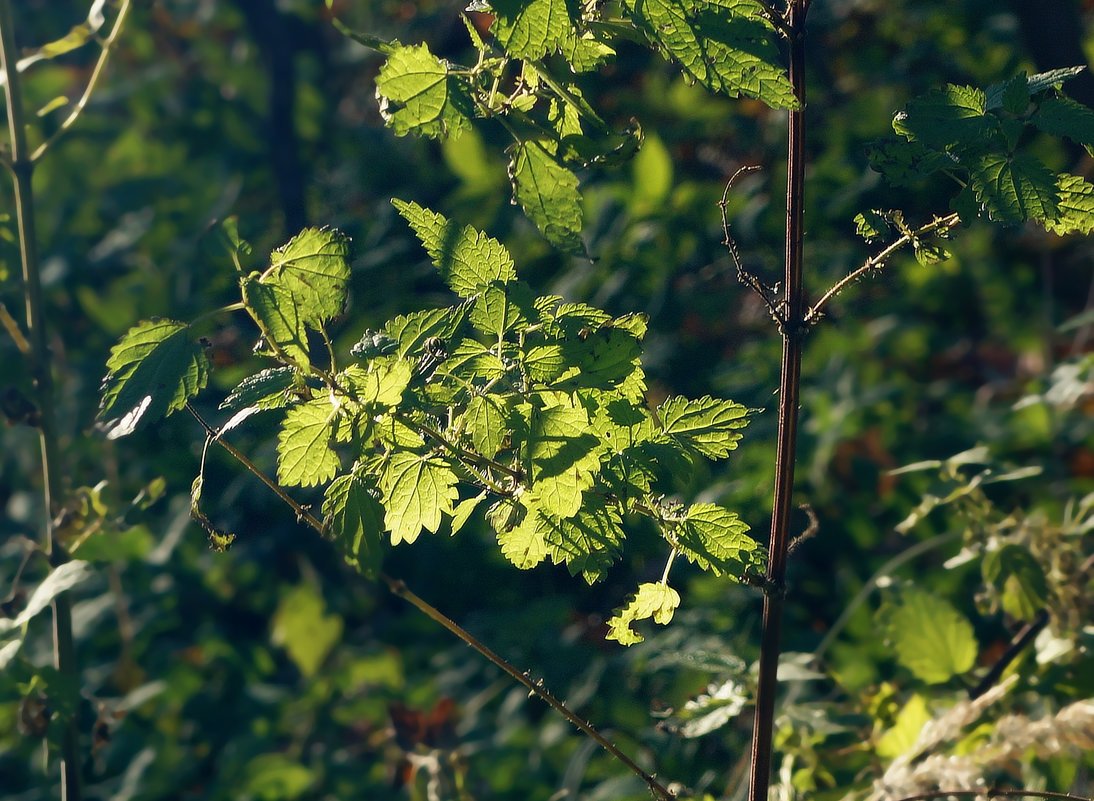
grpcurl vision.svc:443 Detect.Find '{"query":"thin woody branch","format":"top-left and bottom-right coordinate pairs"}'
top-left (186, 402), bottom-right (675, 801)
top-left (806, 212), bottom-right (960, 324)
top-left (894, 791), bottom-right (1091, 801)
top-left (720, 165), bottom-right (784, 325)
top-left (30, 0), bottom-right (133, 162)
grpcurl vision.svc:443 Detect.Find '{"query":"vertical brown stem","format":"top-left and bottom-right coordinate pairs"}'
top-left (0, 4), bottom-right (82, 799)
top-left (747, 3), bottom-right (807, 801)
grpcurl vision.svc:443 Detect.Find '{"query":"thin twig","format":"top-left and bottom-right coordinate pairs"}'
top-left (187, 402), bottom-right (675, 800)
top-left (786, 503), bottom-right (818, 558)
top-left (806, 212), bottom-right (960, 324)
top-left (969, 610), bottom-right (1049, 699)
top-left (894, 790), bottom-right (1092, 801)
top-left (186, 403), bottom-right (322, 529)
top-left (382, 575), bottom-right (675, 801)
top-left (719, 165), bottom-right (783, 325)
top-left (0, 4), bottom-right (81, 797)
top-left (0, 299), bottom-right (30, 353)
top-left (398, 412), bottom-right (522, 482)
top-left (30, 0), bottom-right (133, 162)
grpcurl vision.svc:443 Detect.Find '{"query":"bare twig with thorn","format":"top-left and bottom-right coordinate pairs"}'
top-left (720, 165), bottom-right (784, 325)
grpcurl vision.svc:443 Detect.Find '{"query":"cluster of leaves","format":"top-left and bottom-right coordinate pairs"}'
top-left (868, 67), bottom-right (1094, 236)
top-left (97, 205), bottom-right (765, 645)
top-left (349, 0), bottom-right (797, 252)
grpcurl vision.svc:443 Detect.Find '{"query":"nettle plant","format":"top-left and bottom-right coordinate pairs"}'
top-left (87, 1), bottom-right (1094, 800)
top-left (98, 204), bottom-right (765, 646)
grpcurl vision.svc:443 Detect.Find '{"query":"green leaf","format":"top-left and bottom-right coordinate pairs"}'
top-left (323, 473), bottom-right (384, 578)
top-left (271, 584), bottom-right (343, 678)
top-left (627, 0), bottom-right (797, 109)
top-left (876, 694), bottom-right (930, 758)
top-left (524, 344), bottom-right (567, 384)
top-left (462, 394), bottom-right (511, 458)
top-left (893, 84), bottom-right (992, 151)
top-left (675, 503), bottom-right (760, 576)
top-left (469, 280), bottom-right (536, 337)
top-left (376, 43), bottom-right (473, 139)
top-left (561, 30), bottom-right (616, 73)
top-left (243, 276), bottom-right (311, 368)
top-left (543, 494), bottom-right (624, 583)
top-left (241, 754), bottom-right (315, 800)
top-left (339, 359), bottom-right (414, 407)
top-left (392, 200), bottom-right (516, 296)
top-left (868, 137), bottom-right (956, 186)
top-left (266, 228), bottom-right (351, 326)
top-left (526, 399), bottom-right (602, 518)
top-left (379, 452), bottom-right (460, 544)
top-left (220, 367), bottom-right (298, 412)
top-left (490, 0), bottom-right (576, 61)
top-left (277, 400), bottom-right (341, 487)
top-left (854, 210), bottom-right (890, 243)
top-left (568, 327), bottom-right (643, 389)
top-left (1032, 96), bottom-right (1094, 155)
top-left (968, 152), bottom-right (1060, 224)
top-left (984, 67), bottom-right (1086, 109)
top-left (1044, 173), bottom-right (1094, 235)
top-left (497, 503), bottom-right (550, 569)
top-left (982, 544), bottom-right (1049, 622)
top-left (450, 491), bottom-right (487, 536)
top-left (886, 588), bottom-right (977, 684)
top-left (658, 395), bottom-right (750, 459)
top-left (999, 72), bottom-right (1031, 115)
top-left (1025, 66), bottom-right (1086, 97)
top-left (98, 319), bottom-right (210, 439)
top-left (383, 301), bottom-right (473, 357)
top-left (508, 140), bottom-right (585, 254)
top-left (606, 582), bottom-right (681, 645)
top-left (0, 561), bottom-right (94, 636)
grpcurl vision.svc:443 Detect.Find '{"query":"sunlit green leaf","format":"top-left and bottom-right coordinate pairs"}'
top-left (266, 227), bottom-right (351, 326)
top-left (462, 394), bottom-right (511, 458)
top-left (543, 494), bottom-right (624, 583)
top-left (658, 395), bottom-right (750, 459)
top-left (627, 0), bottom-right (796, 109)
top-left (339, 359), bottom-right (414, 408)
top-left (508, 140), bottom-right (584, 254)
top-left (220, 367), bottom-right (298, 412)
top-left (323, 473), bottom-right (384, 578)
top-left (490, 0), bottom-right (576, 60)
top-left (526, 400), bottom-right (602, 518)
top-left (98, 319), bottom-right (209, 439)
top-left (392, 200), bottom-right (516, 296)
top-left (376, 43), bottom-right (473, 139)
top-left (271, 584), bottom-right (343, 678)
top-left (876, 694), bottom-right (930, 758)
top-left (379, 452), bottom-right (459, 544)
top-left (886, 588), bottom-right (977, 684)
top-left (674, 503), bottom-right (760, 577)
top-left (243, 276), bottom-right (311, 368)
top-left (277, 400), bottom-right (341, 487)
top-left (1044, 173), bottom-right (1094, 235)
top-left (606, 582), bottom-right (680, 645)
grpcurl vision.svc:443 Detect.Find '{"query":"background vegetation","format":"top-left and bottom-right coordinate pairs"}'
top-left (1, 1), bottom-right (1091, 800)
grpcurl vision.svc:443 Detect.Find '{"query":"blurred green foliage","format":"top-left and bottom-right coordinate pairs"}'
top-left (1, 1), bottom-right (1091, 800)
